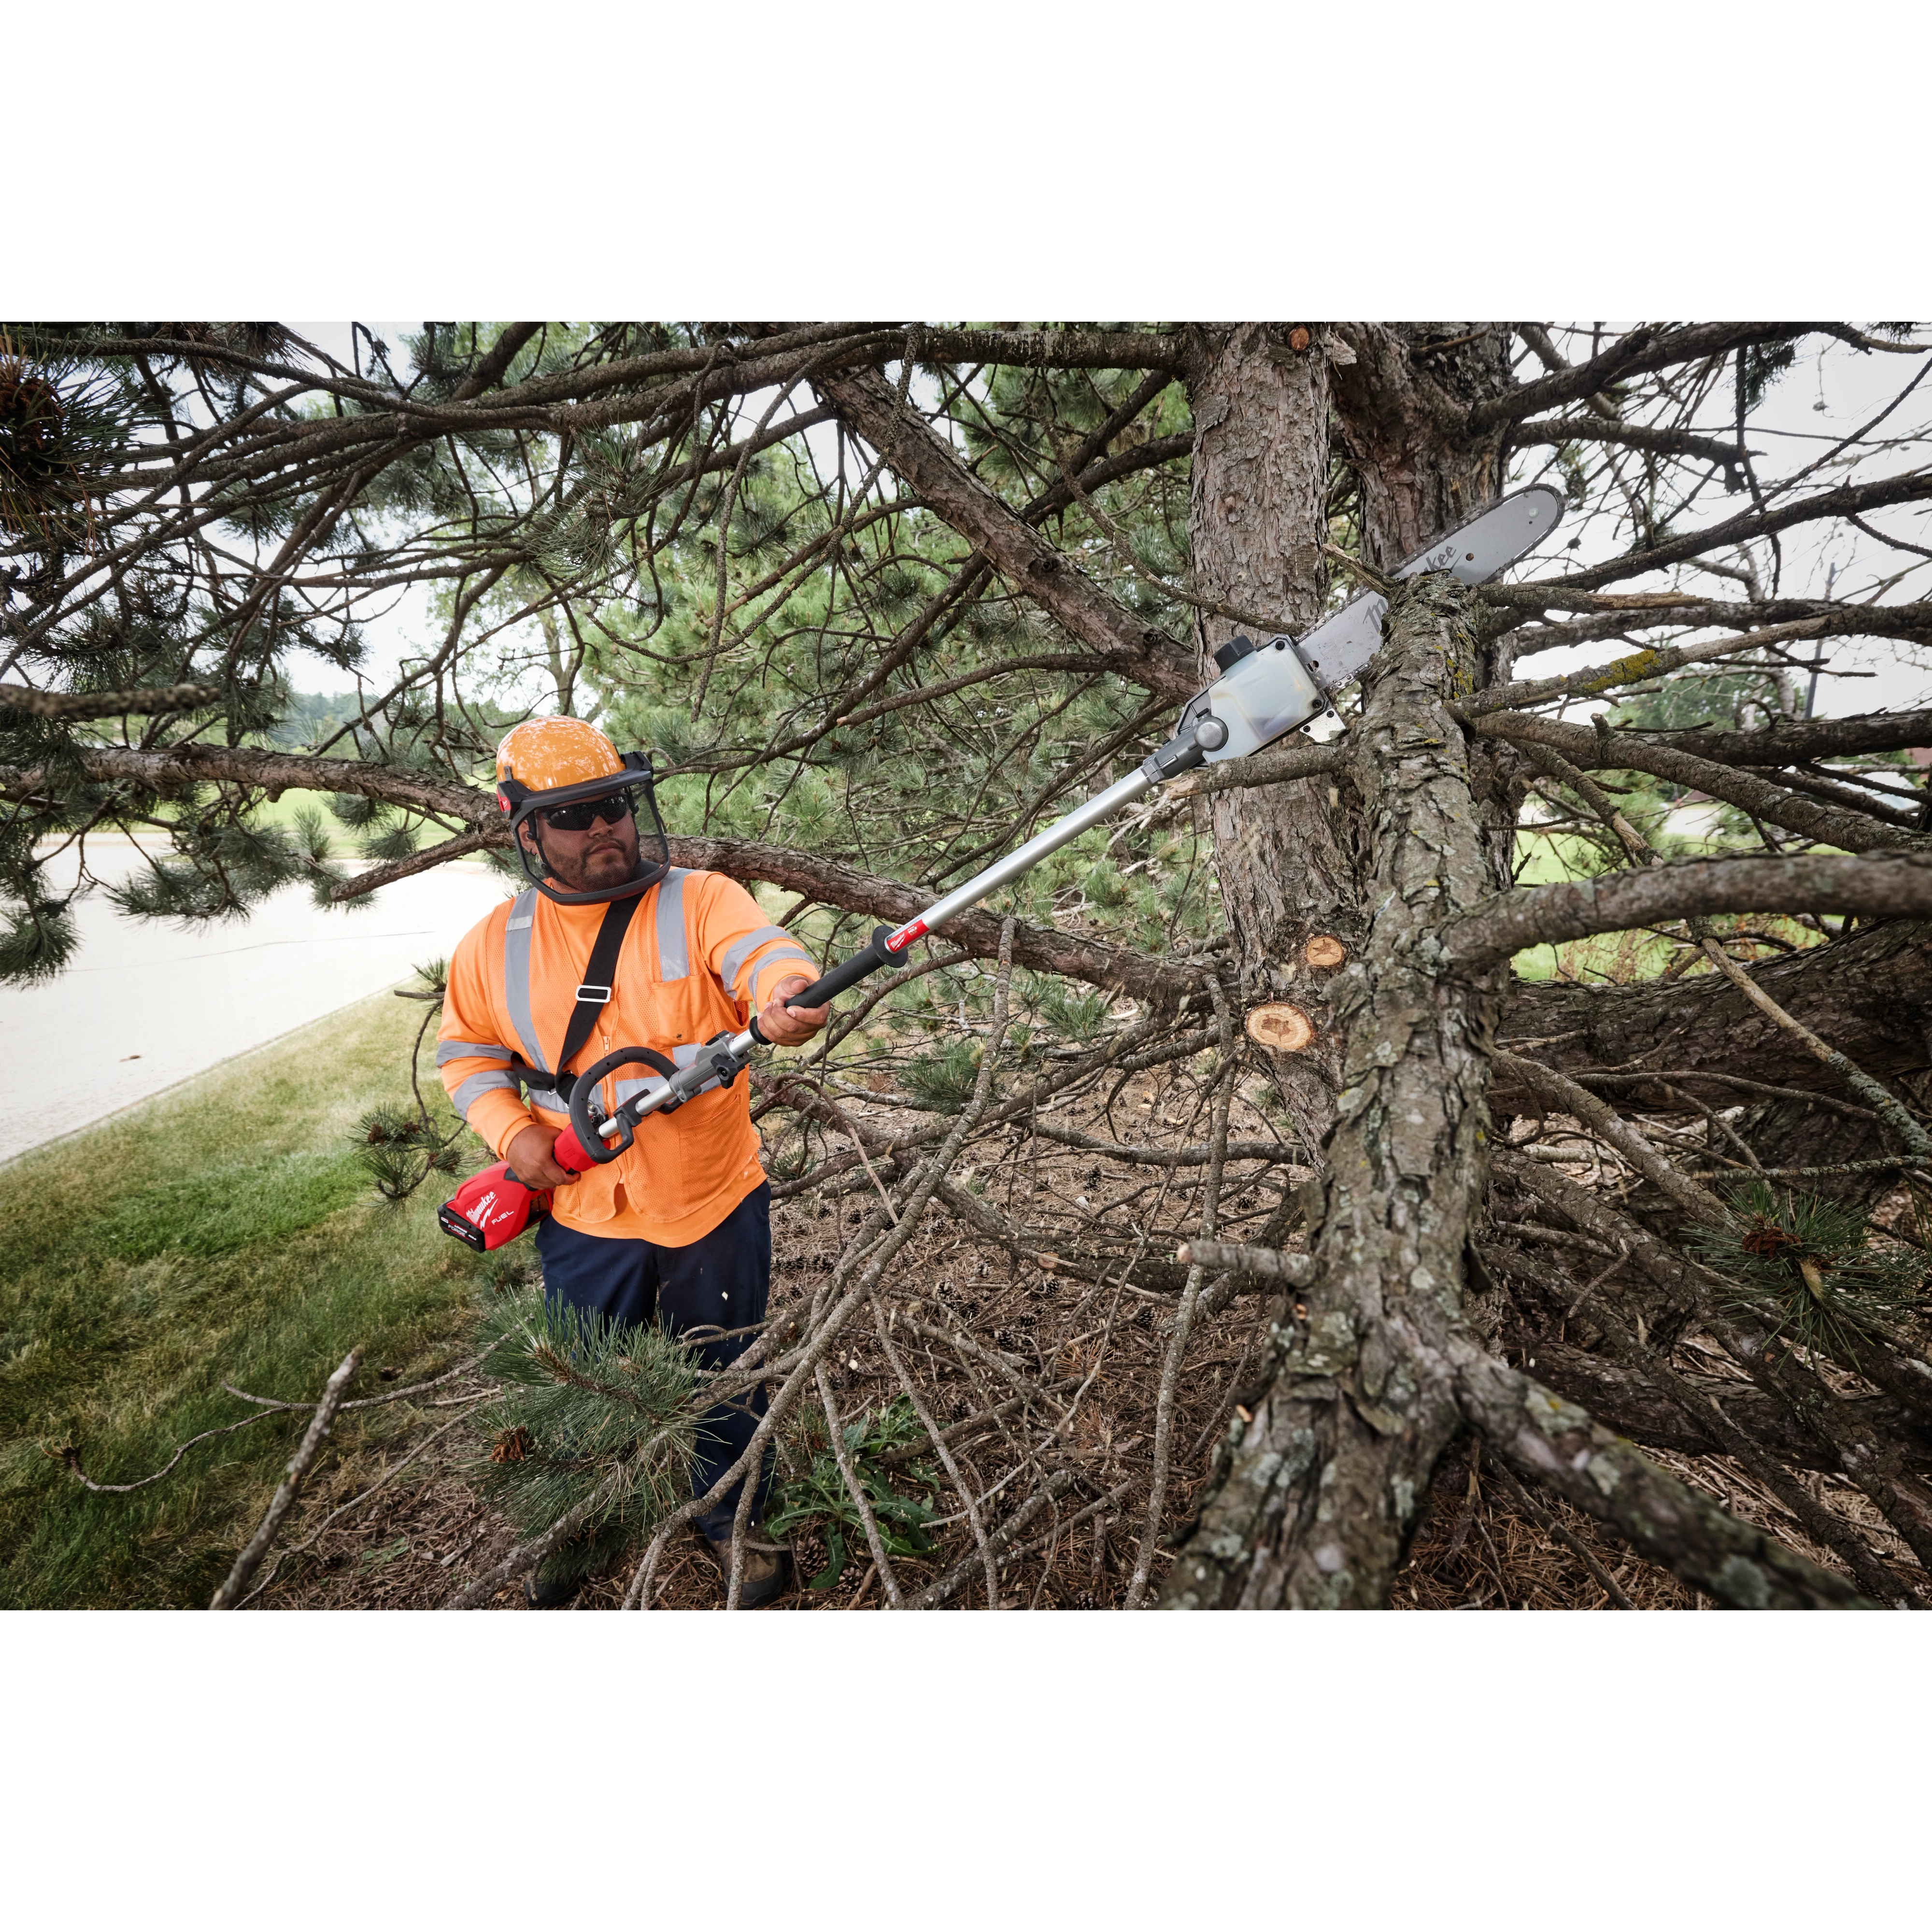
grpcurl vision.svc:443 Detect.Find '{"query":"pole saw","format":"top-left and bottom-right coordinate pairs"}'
top-left (439, 486), bottom-right (1563, 1251)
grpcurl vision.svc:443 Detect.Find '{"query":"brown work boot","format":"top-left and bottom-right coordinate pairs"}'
top-left (701, 1526), bottom-right (792, 1609)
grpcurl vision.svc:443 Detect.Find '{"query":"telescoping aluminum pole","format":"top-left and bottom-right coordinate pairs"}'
top-left (566, 484), bottom-right (1563, 1164)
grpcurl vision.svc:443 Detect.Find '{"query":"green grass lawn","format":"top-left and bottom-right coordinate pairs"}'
top-left (0, 988), bottom-right (491, 1608)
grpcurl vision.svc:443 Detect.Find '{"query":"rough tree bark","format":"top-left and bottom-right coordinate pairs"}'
top-left (1182, 324), bottom-right (1352, 1163)
top-left (1328, 324), bottom-right (1514, 570)
top-left (1160, 327), bottom-right (1876, 1606)
top-left (1162, 327), bottom-right (1528, 1601)
top-left (1162, 576), bottom-right (1505, 1605)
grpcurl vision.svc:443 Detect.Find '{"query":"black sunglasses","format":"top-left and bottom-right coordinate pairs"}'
top-left (537, 789), bottom-right (634, 833)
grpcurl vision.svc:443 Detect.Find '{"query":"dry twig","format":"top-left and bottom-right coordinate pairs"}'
top-left (210, 1349), bottom-right (362, 1610)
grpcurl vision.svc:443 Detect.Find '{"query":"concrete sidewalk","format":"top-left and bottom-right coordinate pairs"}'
top-left (0, 839), bottom-right (512, 1164)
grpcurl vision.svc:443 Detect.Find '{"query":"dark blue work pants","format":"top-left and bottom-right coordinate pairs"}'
top-left (536, 1184), bottom-right (773, 1544)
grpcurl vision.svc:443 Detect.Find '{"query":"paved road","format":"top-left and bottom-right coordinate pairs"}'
top-left (0, 839), bottom-right (512, 1164)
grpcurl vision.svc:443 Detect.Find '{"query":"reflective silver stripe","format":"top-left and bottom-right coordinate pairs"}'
top-left (452, 1069), bottom-right (519, 1117)
top-left (526, 1087), bottom-right (568, 1115)
top-left (502, 888), bottom-right (550, 1073)
top-left (736, 944), bottom-right (812, 997)
top-left (436, 1039), bottom-right (510, 1067)
top-left (717, 924), bottom-right (789, 990)
top-left (654, 868), bottom-right (690, 980)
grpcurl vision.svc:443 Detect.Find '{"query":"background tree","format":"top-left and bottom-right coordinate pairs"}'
top-left (7, 319), bottom-right (1931, 1609)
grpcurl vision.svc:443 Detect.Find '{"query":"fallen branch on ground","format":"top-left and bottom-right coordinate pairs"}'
top-left (210, 1349), bottom-right (362, 1610)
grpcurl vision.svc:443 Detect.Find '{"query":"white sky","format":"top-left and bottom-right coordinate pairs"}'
top-left (1507, 329), bottom-right (1932, 718)
top-left (284, 322), bottom-right (1929, 723)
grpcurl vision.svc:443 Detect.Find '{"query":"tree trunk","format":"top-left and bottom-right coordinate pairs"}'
top-left (1327, 324), bottom-right (1513, 570)
top-left (1169, 326), bottom-right (1525, 1601)
top-left (1183, 324), bottom-right (1353, 1162)
top-left (1165, 574), bottom-right (1506, 1605)
top-left (1163, 573), bottom-right (1869, 1611)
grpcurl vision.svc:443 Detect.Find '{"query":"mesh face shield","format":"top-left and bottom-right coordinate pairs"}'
top-left (497, 751), bottom-right (671, 906)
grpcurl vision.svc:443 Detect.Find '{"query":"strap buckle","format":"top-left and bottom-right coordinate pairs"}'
top-left (575, 982), bottom-right (613, 1005)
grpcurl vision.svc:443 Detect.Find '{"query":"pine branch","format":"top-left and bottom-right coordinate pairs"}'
top-left (0, 681), bottom-right (220, 720)
top-left (1475, 711), bottom-right (1919, 853)
top-left (1441, 851), bottom-right (1932, 974)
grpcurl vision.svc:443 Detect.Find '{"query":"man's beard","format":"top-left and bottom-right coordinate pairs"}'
top-left (560, 838), bottom-right (639, 891)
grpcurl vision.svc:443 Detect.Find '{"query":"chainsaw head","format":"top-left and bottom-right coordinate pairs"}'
top-left (1150, 486), bottom-right (1567, 776)
top-left (1292, 484), bottom-right (1566, 699)
top-left (1184, 634), bottom-right (1329, 765)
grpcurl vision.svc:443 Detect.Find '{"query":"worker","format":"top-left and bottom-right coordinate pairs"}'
top-left (438, 717), bottom-right (828, 1608)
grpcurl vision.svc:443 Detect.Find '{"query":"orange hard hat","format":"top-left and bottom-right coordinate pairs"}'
top-left (496, 716), bottom-right (625, 797)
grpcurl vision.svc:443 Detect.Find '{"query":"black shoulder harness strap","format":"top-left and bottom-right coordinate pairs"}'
top-left (547, 891), bottom-right (644, 1102)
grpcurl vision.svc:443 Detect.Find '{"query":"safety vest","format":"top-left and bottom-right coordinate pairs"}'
top-left (437, 868), bottom-right (813, 1247)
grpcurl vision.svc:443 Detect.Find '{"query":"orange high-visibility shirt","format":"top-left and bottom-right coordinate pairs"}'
top-left (437, 868), bottom-right (816, 1247)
